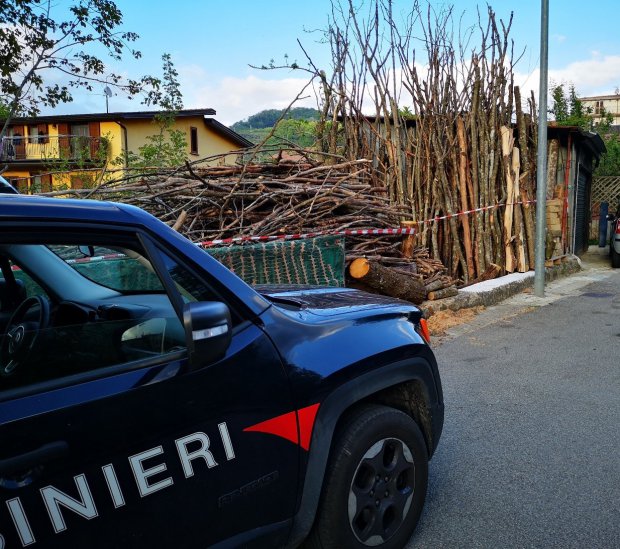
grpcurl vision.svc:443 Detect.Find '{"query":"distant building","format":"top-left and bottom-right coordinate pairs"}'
top-left (579, 94), bottom-right (620, 127)
top-left (0, 109), bottom-right (253, 193)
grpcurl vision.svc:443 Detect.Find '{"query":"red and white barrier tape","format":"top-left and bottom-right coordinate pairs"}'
top-left (415, 200), bottom-right (537, 225)
top-left (197, 227), bottom-right (417, 247)
top-left (197, 199), bottom-right (537, 247)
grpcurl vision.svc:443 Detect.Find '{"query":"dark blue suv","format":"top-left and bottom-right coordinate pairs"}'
top-left (0, 195), bottom-right (443, 548)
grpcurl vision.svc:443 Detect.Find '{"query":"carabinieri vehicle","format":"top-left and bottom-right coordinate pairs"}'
top-left (0, 195), bottom-right (443, 548)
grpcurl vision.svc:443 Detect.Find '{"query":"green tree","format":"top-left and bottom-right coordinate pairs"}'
top-left (550, 83), bottom-right (591, 128)
top-left (274, 118), bottom-right (318, 148)
top-left (0, 0), bottom-right (159, 138)
top-left (123, 54), bottom-right (187, 170)
top-left (549, 83), bottom-right (613, 130)
top-left (596, 135), bottom-right (620, 176)
top-left (0, 98), bottom-right (9, 119)
top-left (550, 83), bottom-right (620, 175)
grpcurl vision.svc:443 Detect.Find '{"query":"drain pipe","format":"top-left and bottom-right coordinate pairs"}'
top-left (572, 160), bottom-right (581, 253)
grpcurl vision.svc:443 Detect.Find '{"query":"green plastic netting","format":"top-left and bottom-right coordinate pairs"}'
top-left (207, 235), bottom-right (345, 287)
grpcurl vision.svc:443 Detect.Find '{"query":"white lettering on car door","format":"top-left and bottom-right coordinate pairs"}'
top-left (218, 422), bottom-right (236, 461)
top-left (2, 426), bottom-right (237, 545)
top-left (128, 446), bottom-right (174, 497)
top-left (102, 464), bottom-right (125, 508)
top-left (175, 432), bottom-right (218, 478)
top-left (40, 474), bottom-right (98, 534)
top-left (6, 498), bottom-right (35, 545)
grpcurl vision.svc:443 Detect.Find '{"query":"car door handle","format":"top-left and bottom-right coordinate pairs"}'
top-left (0, 441), bottom-right (69, 477)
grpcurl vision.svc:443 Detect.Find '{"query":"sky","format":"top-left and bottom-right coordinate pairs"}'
top-left (45, 0), bottom-right (620, 126)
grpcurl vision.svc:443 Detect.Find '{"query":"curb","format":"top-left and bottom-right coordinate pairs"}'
top-left (421, 256), bottom-right (582, 316)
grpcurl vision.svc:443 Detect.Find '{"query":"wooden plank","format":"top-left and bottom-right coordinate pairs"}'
top-left (501, 126), bottom-right (516, 273)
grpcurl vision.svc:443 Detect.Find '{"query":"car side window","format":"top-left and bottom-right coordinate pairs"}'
top-left (0, 240), bottom-right (198, 395)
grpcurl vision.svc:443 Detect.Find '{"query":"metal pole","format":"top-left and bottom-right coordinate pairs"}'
top-left (534, 0), bottom-right (550, 297)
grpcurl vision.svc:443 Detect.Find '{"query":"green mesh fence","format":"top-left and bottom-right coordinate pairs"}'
top-left (207, 235), bottom-right (345, 286)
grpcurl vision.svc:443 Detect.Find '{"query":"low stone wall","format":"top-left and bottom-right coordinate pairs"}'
top-left (422, 256), bottom-right (581, 316)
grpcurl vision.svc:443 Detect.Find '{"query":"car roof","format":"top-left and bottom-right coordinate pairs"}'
top-left (0, 194), bottom-right (150, 225)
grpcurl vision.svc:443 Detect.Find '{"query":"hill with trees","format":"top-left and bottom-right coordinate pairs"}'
top-left (231, 107), bottom-right (320, 147)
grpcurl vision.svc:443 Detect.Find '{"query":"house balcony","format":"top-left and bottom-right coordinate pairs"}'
top-left (0, 135), bottom-right (108, 165)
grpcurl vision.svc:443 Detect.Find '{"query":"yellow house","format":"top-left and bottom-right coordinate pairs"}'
top-left (0, 109), bottom-right (253, 193)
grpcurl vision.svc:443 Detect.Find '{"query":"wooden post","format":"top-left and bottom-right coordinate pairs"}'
top-left (511, 147), bottom-right (527, 272)
top-left (456, 116), bottom-right (475, 282)
top-left (547, 139), bottom-right (559, 199)
top-left (501, 126), bottom-right (516, 273)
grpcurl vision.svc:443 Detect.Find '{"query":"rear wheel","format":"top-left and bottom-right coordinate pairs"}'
top-left (307, 405), bottom-right (428, 548)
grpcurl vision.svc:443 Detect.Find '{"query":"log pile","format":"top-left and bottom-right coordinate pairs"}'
top-left (50, 155), bottom-right (459, 303)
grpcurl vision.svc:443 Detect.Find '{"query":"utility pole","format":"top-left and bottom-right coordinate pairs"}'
top-left (534, 0), bottom-right (550, 297)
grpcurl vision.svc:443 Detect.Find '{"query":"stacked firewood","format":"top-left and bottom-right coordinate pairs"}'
top-left (313, 3), bottom-right (540, 284)
top-left (47, 155), bottom-right (459, 303)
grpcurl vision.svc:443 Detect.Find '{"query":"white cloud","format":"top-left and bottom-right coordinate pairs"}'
top-left (549, 55), bottom-right (620, 95)
top-left (178, 66), bottom-right (320, 125)
top-left (513, 54), bottom-right (620, 105)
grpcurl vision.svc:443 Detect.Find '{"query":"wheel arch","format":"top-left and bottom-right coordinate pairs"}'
top-left (286, 357), bottom-right (443, 548)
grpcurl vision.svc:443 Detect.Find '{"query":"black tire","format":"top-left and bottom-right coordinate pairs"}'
top-left (612, 245), bottom-right (620, 268)
top-left (306, 405), bottom-right (428, 549)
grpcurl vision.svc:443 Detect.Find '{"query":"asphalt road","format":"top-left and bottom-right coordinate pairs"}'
top-left (409, 254), bottom-right (620, 548)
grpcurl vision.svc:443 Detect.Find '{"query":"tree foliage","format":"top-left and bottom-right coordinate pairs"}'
top-left (122, 54), bottom-right (187, 170)
top-left (549, 83), bottom-right (613, 130)
top-left (550, 83), bottom-right (620, 176)
top-left (596, 135), bottom-right (620, 176)
top-left (0, 0), bottom-right (159, 138)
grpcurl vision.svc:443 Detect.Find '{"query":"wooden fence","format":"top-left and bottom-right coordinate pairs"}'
top-left (590, 176), bottom-right (620, 239)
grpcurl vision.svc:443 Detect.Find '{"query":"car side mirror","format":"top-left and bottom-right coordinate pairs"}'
top-left (183, 301), bottom-right (232, 368)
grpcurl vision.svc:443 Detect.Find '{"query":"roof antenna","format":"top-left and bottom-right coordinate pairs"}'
top-left (104, 86), bottom-right (113, 113)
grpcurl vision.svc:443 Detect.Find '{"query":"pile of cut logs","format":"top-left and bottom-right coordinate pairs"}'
top-left (47, 156), bottom-right (461, 303)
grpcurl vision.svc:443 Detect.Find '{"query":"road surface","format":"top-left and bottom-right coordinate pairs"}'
top-left (410, 251), bottom-right (620, 548)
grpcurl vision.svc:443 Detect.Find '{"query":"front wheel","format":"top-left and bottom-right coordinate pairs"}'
top-left (307, 405), bottom-right (428, 548)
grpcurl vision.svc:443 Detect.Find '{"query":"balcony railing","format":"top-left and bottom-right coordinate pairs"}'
top-left (0, 135), bottom-right (108, 164)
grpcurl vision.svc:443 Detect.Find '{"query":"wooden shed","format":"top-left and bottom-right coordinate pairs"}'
top-left (545, 125), bottom-right (606, 257)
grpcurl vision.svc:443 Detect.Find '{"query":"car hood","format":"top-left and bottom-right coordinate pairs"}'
top-left (254, 284), bottom-right (421, 319)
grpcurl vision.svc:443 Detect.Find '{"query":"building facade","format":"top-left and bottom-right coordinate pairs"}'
top-left (0, 109), bottom-right (253, 193)
top-left (579, 94), bottom-right (620, 127)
